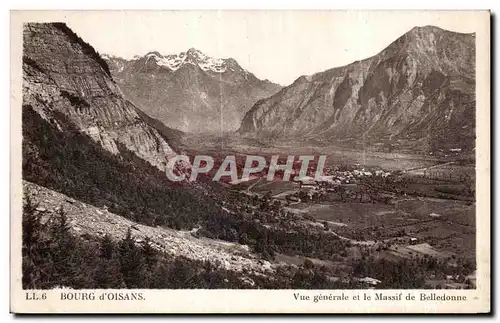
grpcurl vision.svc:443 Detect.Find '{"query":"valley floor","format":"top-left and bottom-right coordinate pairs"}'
top-left (21, 132), bottom-right (477, 289)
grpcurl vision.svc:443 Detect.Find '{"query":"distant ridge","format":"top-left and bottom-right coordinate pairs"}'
top-left (104, 49), bottom-right (282, 133)
top-left (238, 26), bottom-right (475, 154)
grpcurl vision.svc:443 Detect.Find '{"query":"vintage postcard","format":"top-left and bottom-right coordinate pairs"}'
top-left (10, 10), bottom-right (490, 313)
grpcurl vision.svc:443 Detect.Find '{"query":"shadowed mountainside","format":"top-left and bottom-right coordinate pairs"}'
top-left (22, 23), bottom-right (185, 172)
top-left (105, 49), bottom-right (281, 133)
top-left (238, 26), bottom-right (475, 154)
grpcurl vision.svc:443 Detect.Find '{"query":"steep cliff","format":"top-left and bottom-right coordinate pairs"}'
top-left (104, 49), bottom-right (281, 133)
top-left (21, 22), bottom-right (228, 232)
top-left (238, 26), bottom-right (475, 153)
top-left (22, 23), bottom-right (178, 171)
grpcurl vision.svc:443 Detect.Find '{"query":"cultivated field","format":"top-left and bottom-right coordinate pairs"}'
top-left (183, 134), bottom-right (477, 283)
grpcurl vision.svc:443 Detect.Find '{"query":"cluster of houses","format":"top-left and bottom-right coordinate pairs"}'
top-left (356, 276), bottom-right (382, 288)
top-left (293, 168), bottom-right (392, 190)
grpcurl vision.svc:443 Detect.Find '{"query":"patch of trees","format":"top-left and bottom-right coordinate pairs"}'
top-left (22, 105), bottom-right (221, 230)
top-left (367, 173), bottom-right (475, 202)
top-left (352, 254), bottom-right (475, 289)
top-left (353, 256), bottom-right (426, 289)
top-left (200, 192), bottom-right (352, 260)
top-left (253, 228), bottom-right (350, 260)
top-left (22, 196), bottom-right (355, 289)
top-left (22, 196), bottom-right (254, 289)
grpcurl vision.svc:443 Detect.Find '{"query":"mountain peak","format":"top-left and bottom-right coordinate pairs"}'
top-left (410, 25), bottom-right (445, 33)
top-left (238, 26), bottom-right (475, 152)
top-left (145, 51), bottom-right (162, 57)
top-left (184, 48), bottom-right (207, 63)
top-left (136, 48), bottom-right (229, 73)
top-left (186, 47), bottom-right (202, 56)
top-left (407, 25), bottom-right (475, 39)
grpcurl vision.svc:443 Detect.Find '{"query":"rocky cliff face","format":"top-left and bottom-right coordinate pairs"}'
top-left (22, 23), bottom-right (178, 171)
top-left (104, 49), bottom-right (281, 133)
top-left (238, 26), bottom-right (475, 153)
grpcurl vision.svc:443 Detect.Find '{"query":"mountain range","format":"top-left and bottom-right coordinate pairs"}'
top-left (23, 23), bottom-right (476, 162)
top-left (19, 21), bottom-right (478, 291)
top-left (21, 22), bottom-right (229, 232)
top-left (104, 49), bottom-right (281, 133)
top-left (238, 26), bottom-right (475, 153)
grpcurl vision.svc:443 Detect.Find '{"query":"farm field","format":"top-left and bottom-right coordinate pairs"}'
top-left (185, 134), bottom-right (477, 281)
top-left (284, 197), bottom-right (475, 260)
top-left (181, 134), bottom-right (473, 172)
top-left (283, 197), bottom-right (473, 227)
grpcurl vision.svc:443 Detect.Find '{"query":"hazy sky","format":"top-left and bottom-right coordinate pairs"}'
top-left (63, 11), bottom-right (479, 85)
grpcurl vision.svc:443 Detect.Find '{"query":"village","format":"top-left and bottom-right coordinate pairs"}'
top-left (255, 164), bottom-right (397, 206)
top-left (229, 161), bottom-right (476, 289)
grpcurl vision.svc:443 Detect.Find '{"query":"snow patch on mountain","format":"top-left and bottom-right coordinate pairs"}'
top-left (144, 49), bottom-right (228, 73)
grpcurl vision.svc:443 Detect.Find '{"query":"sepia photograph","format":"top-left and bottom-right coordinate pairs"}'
top-left (10, 10), bottom-right (490, 313)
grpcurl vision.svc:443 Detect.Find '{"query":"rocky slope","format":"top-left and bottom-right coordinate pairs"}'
top-left (238, 26), bottom-right (475, 153)
top-left (24, 180), bottom-right (274, 280)
top-left (22, 23), bottom-right (180, 171)
top-left (104, 49), bottom-right (281, 133)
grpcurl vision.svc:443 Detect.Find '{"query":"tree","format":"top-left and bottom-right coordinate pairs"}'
top-left (99, 234), bottom-right (115, 260)
top-left (94, 234), bottom-right (124, 288)
top-left (303, 258), bottom-right (315, 269)
top-left (49, 207), bottom-right (87, 288)
top-left (118, 228), bottom-right (146, 288)
top-left (150, 260), bottom-right (172, 289)
top-left (22, 195), bottom-right (50, 289)
top-left (141, 236), bottom-right (157, 270)
top-left (22, 195), bottom-right (41, 249)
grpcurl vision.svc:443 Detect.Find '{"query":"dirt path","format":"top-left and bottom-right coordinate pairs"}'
top-left (246, 177), bottom-right (262, 192)
top-left (405, 161), bottom-right (455, 172)
top-left (329, 230), bottom-right (377, 246)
